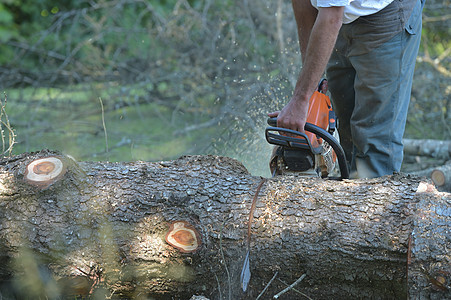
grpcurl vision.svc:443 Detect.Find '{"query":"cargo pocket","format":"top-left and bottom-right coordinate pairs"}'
top-left (405, 0), bottom-right (424, 35)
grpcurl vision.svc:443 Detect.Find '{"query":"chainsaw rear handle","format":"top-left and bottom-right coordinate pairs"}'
top-left (266, 117), bottom-right (350, 179)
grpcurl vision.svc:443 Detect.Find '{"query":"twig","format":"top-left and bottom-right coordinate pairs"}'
top-left (423, 13), bottom-right (451, 23)
top-left (240, 178), bottom-right (267, 292)
top-left (99, 97), bottom-right (108, 153)
top-left (0, 95), bottom-right (5, 154)
top-left (0, 93), bottom-right (16, 157)
top-left (276, 278), bottom-right (313, 300)
top-left (418, 34), bottom-right (451, 77)
top-left (214, 273), bottom-right (222, 300)
top-left (256, 271), bottom-right (278, 300)
top-left (0, 120), bottom-right (15, 153)
top-left (273, 274), bottom-right (306, 299)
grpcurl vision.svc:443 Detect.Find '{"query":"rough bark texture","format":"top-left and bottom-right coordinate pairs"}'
top-left (0, 150), bottom-right (449, 300)
top-left (408, 182), bottom-right (451, 299)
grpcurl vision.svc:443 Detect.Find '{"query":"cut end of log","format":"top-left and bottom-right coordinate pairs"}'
top-left (430, 169), bottom-right (445, 187)
top-left (165, 221), bottom-right (201, 253)
top-left (24, 156), bottom-right (67, 189)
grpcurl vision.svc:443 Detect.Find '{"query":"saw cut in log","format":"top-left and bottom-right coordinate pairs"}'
top-left (0, 150), bottom-right (449, 300)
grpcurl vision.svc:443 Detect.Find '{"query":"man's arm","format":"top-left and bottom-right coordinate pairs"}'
top-left (268, 1), bottom-right (343, 133)
top-left (292, 0), bottom-right (317, 64)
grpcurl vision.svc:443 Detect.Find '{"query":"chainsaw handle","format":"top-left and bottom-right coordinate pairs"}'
top-left (266, 117), bottom-right (277, 127)
top-left (266, 117), bottom-right (350, 179)
top-left (265, 126), bottom-right (319, 153)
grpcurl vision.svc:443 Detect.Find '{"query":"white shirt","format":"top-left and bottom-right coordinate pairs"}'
top-left (310, 0), bottom-right (394, 24)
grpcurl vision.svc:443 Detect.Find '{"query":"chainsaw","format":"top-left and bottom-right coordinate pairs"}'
top-left (266, 80), bottom-right (350, 180)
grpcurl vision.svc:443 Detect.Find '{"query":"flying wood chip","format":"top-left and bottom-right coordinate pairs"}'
top-left (165, 221), bottom-right (201, 253)
top-left (24, 156), bottom-right (67, 189)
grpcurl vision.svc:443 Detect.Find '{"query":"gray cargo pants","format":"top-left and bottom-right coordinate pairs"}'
top-left (326, 0), bottom-right (424, 178)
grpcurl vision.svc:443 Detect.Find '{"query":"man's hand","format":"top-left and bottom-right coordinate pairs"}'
top-left (268, 96), bottom-right (309, 133)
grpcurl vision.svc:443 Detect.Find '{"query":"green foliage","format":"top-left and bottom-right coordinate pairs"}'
top-left (152, 0), bottom-right (201, 15)
top-left (0, 0), bottom-right (89, 65)
top-left (0, 4), bottom-right (17, 42)
top-left (0, 0), bottom-right (449, 176)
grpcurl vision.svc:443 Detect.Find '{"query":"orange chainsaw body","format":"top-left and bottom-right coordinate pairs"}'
top-left (306, 90), bottom-right (334, 149)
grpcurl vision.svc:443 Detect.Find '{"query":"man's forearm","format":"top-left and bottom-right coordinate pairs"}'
top-left (293, 6), bottom-right (343, 102)
top-left (271, 4), bottom-right (343, 132)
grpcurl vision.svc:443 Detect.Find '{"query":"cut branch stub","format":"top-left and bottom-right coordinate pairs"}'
top-left (165, 221), bottom-right (201, 253)
top-left (24, 156), bottom-right (67, 189)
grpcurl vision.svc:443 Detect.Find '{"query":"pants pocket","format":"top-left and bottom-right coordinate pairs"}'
top-left (405, 0), bottom-right (424, 34)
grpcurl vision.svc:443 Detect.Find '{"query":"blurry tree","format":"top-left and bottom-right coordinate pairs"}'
top-left (0, 0), bottom-right (449, 175)
top-left (407, 0), bottom-right (451, 140)
top-left (420, 0), bottom-right (450, 76)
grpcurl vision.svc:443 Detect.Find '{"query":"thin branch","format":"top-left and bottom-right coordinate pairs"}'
top-left (214, 273), bottom-right (222, 300)
top-left (276, 278), bottom-right (313, 300)
top-left (437, 46), bottom-right (451, 64)
top-left (418, 33), bottom-right (451, 77)
top-left (273, 274), bottom-right (306, 299)
top-left (0, 95), bottom-right (5, 154)
top-left (99, 97), bottom-right (108, 154)
top-left (419, 55), bottom-right (451, 77)
top-left (0, 93), bottom-right (16, 157)
top-left (423, 14), bottom-right (451, 23)
top-left (256, 271), bottom-right (278, 300)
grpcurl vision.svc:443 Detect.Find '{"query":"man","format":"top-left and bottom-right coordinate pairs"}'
top-left (268, 0), bottom-right (424, 178)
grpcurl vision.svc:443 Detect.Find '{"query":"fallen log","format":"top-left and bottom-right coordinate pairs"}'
top-left (403, 138), bottom-right (451, 160)
top-left (0, 150), bottom-right (449, 299)
top-left (411, 161), bottom-right (451, 193)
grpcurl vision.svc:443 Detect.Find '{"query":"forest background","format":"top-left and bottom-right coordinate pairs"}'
top-left (0, 0), bottom-right (449, 177)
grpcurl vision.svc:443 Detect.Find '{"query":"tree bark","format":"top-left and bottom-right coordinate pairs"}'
top-left (0, 150), bottom-right (449, 300)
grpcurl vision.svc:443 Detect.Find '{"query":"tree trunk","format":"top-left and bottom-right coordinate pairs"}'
top-left (0, 150), bottom-right (449, 300)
